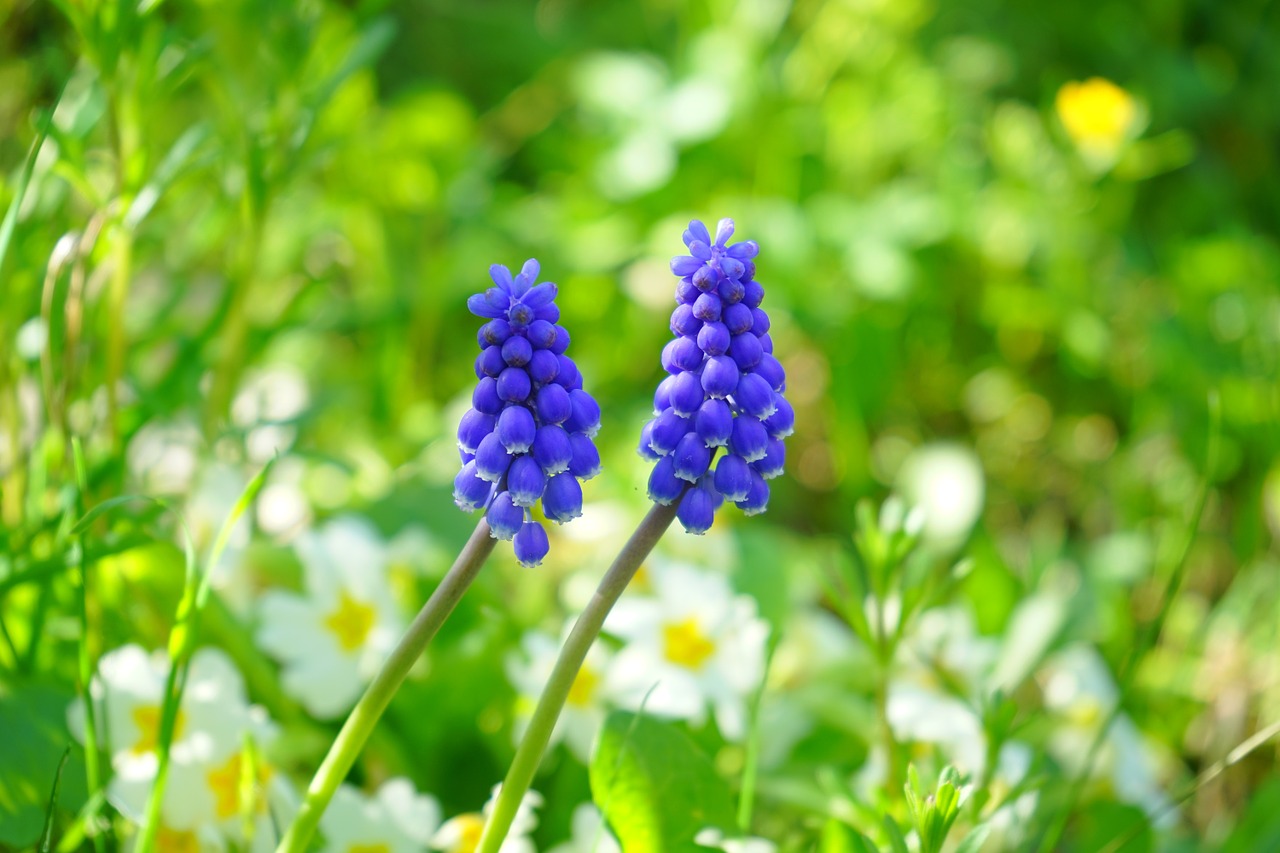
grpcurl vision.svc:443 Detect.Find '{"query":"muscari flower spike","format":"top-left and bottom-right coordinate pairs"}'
top-left (641, 218), bottom-right (793, 534)
top-left (455, 259), bottom-right (602, 567)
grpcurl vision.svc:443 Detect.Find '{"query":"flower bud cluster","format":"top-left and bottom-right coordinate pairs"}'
top-left (641, 219), bottom-right (793, 533)
top-left (454, 260), bottom-right (601, 566)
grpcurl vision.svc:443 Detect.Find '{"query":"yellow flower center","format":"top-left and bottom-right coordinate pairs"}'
top-left (448, 814), bottom-right (486, 853)
top-left (662, 617), bottom-right (716, 669)
top-left (130, 704), bottom-right (186, 755)
top-left (324, 590), bottom-right (377, 652)
top-left (207, 753), bottom-right (243, 820)
top-left (349, 845), bottom-right (393, 853)
top-left (567, 664), bottom-right (599, 707)
top-left (1067, 698), bottom-right (1104, 728)
top-left (1055, 78), bottom-right (1135, 149)
top-left (206, 751), bottom-right (274, 820)
top-left (156, 826), bottom-right (201, 853)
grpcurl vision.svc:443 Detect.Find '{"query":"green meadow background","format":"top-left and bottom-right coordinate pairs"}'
top-left (2, 0), bottom-right (1278, 850)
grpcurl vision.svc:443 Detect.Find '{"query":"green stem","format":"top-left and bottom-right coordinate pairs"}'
top-left (71, 440), bottom-right (106, 853)
top-left (276, 519), bottom-right (498, 853)
top-left (872, 592), bottom-right (901, 794)
top-left (134, 664), bottom-right (186, 853)
top-left (737, 637), bottom-right (778, 832)
top-left (478, 500), bottom-right (681, 853)
top-left (105, 231), bottom-right (132, 452)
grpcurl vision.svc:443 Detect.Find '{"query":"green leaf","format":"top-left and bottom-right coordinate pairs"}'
top-left (0, 84), bottom-right (63, 279)
top-left (1073, 802), bottom-right (1152, 853)
top-left (821, 819), bottom-right (879, 853)
top-left (733, 528), bottom-right (792, 632)
top-left (0, 683), bottom-right (87, 848)
top-left (38, 747), bottom-right (70, 853)
top-left (953, 823), bottom-right (991, 853)
top-left (194, 458), bottom-right (273, 611)
top-left (124, 123), bottom-right (212, 228)
top-left (1222, 777), bottom-right (1280, 852)
top-left (590, 711), bottom-right (737, 853)
top-left (881, 815), bottom-right (910, 853)
top-left (72, 494), bottom-right (169, 536)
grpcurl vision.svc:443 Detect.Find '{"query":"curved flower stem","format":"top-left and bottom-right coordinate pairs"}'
top-left (276, 519), bottom-right (498, 853)
top-left (478, 499), bottom-right (682, 853)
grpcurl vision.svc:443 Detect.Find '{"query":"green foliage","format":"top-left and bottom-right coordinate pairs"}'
top-left (1, 0), bottom-right (1279, 849)
top-left (590, 711), bottom-right (737, 852)
top-left (0, 683), bottom-right (86, 848)
top-left (819, 820), bottom-right (878, 853)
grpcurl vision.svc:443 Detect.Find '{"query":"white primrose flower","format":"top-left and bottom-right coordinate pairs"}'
top-left (126, 416), bottom-right (203, 496)
top-left (546, 803), bottom-right (620, 853)
top-left (231, 364), bottom-right (310, 465)
top-left (1040, 645), bottom-right (1178, 827)
top-left (111, 748), bottom-right (294, 852)
top-left (604, 563), bottom-right (769, 740)
top-left (256, 516), bottom-right (405, 718)
top-left (506, 631), bottom-right (613, 762)
top-left (320, 777), bottom-right (441, 853)
top-left (123, 822), bottom-right (226, 852)
top-left (67, 644), bottom-right (270, 781)
top-left (858, 605), bottom-right (1037, 842)
top-left (68, 644), bottom-right (288, 847)
top-left (432, 786), bottom-right (542, 853)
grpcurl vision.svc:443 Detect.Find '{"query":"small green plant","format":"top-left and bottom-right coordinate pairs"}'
top-left (904, 765), bottom-right (966, 853)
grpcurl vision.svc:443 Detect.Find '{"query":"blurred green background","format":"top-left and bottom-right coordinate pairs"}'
top-left (2, 0), bottom-right (1279, 849)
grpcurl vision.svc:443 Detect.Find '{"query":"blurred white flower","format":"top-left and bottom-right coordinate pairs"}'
top-left (68, 645), bottom-right (268, 781)
top-left (15, 316), bottom-right (47, 360)
top-left (256, 516), bottom-right (404, 718)
top-left (546, 803), bottom-right (620, 853)
top-left (604, 563), bottom-right (769, 739)
top-left (506, 631), bottom-right (612, 761)
top-left (232, 365), bottom-right (310, 428)
top-left (320, 777), bottom-right (441, 853)
top-left (432, 786), bottom-right (541, 853)
top-left (67, 644), bottom-right (286, 845)
top-left (1040, 645), bottom-right (1177, 827)
top-left (896, 443), bottom-right (984, 548)
top-left (111, 745), bottom-right (292, 851)
top-left (901, 606), bottom-right (999, 687)
top-left (887, 682), bottom-right (987, 772)
top-left (256, 456), bottom-right (312, 538)
top-left (122, 822), bottom-right (224, 852)
top-left (694, 828), bottom-right (776, 853)
top-left (878, 607), bottom-right (1034, 803)
top-left (127, 416), bottom-right (203, 495)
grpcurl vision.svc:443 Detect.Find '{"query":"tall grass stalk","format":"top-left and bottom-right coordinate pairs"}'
top-left (74, 464), bottom-right (274, 853)
top-left (71, 440), bottom-right (106, 853)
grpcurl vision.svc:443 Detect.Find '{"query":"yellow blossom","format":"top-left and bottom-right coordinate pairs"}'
top-left (1055, 77), bottom-right (1137, 161)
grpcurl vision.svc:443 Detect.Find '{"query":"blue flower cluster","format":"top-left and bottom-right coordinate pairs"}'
top-left (454, 260), bottom-right (601, 567)
top-left (641, 219), bottom-right (793, 533)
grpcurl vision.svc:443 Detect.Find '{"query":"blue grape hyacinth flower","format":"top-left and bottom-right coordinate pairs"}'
top-left (642, 219), bottom-right (793, 533)
top-left (455, 259), bottom-right (601, 566)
